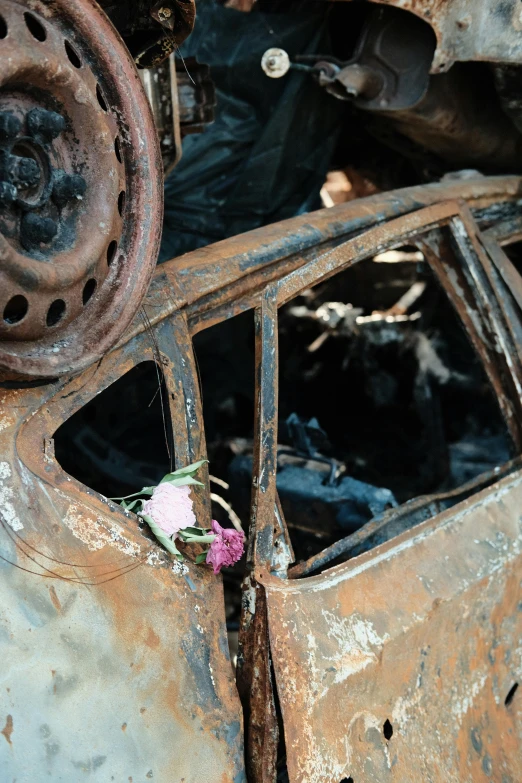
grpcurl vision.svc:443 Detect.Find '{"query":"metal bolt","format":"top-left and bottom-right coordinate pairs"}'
top-left (261, 48), bottom-right (291, 79)
top-left (20, 212), bottom-right (58, 249)
top-left (9, 154), bottom-right (40, 189)
top-left (52, 170), bottom-right (87, 207)
top-left (0, 112), bottom-right (21, 143)
top-left (27, 108), bottom-right (66, 141)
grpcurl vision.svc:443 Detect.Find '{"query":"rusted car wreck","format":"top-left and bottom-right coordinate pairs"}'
top-left (1, 174), bottom-right (522, 780)
top-left (2, 0), bottom-right (522, 781)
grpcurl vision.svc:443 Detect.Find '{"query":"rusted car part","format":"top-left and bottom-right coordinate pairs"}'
top-left (98, 0), bottom-right (196, 67)
top-left (140, 55), bottom-right (216, 174)
top-left (337, 0), bottom-right (522, 74)
top-left (288, 458), bottom-right (522, 579)
top-left (140, 53), bottom-right (183, 174)
top-left (238, 0), bottom-right (522, 74)
top-left (177, 58), bottom-right (216, 135)
top-left (266, 471), bottom-right (522, 782)
top-left (0, 0), bottom-right (163, 382)
top-left (293, 6), bottom-right (436, 110)
top-left (0, 318), bottom-right (245, 780)
top-left (135, 174), bottom-right (522, 781)
top-left (0, 176), bottom-right (521, 780)
top-left (238, 199), bottom-right (522, 780)
top-left (267, 6), bottom-right (522, 173)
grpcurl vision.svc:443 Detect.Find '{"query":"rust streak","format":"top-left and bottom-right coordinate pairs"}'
top-left (48, 585), bottom-right (62, 614)
top-left (1, 714), bottom-right (13, 745)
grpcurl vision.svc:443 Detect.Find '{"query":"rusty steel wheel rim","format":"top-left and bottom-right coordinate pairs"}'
top-left (0, 0), bottom-right (163, 381)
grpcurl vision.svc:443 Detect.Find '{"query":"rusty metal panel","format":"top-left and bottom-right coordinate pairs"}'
top-left (0, 334), bottom-right (245, 780)
top-left (340, 0), bottom-right (522, 73)
top-left (264, 471), bottom-right (522, 782)
top-left (1, 175), bottom-right (522, 780)
top-left (234, 185), bottom-right (522, 782)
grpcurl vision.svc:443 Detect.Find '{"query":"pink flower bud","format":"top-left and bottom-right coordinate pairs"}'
top-left (206, 519), bottom-right (245, 574)
top-left (142, 483), bottom-right (196, 537)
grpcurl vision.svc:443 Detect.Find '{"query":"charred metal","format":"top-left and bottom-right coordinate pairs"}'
top-left (2, 0), bottom-right (522, 781)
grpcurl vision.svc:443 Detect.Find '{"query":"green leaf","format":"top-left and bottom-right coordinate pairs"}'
top-left (110, 487), bottom-right (155, 501)
top-left (159, 475), bottom-right (204, 488)
top-left (195, 552), bottom-right (208, 564)
top-left (174, 459), bottom-right (208, 475)
top-left (160, 459), bottom-right (208, 482)
top-left (140, 513), bottom-right (183, 558)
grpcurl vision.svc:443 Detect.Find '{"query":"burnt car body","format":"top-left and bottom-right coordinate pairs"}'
top-left (3, 0), bottom-right (522, 780)
top-left (1, 177), bottom-right (522, 779)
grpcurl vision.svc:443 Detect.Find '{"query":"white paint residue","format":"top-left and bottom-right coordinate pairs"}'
top-left (0, 414), bottom-right (13, 432)
top-left (146, 550), bottom-right (162, 566)
top-left (172, 560), bottom-right (189, 575)
top-left (321, 610), bottom-right (389, 682)
top-left (451, 671), bottom-right (488, 723)
top-left (244, 583), bottom-right (256, 615)
top-left (63, 504), bottom-right (140, 556)
top-left (0, 461), bottom-right (23, 531)
top-left (393, 687), bottom-right (423, 726)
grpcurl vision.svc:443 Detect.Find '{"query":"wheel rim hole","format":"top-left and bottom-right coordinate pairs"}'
top-left (24, 12), bottom-right (46, 41)
top-left (118, 190), bottom-right (125, 216)
top-left (0, 13), bottom-right (7, 38)
top-left (65, 40), bottom-right (81, 68)
top-left (96, 84), bottom-right (107, 112)
top-left (383, 719), bottom-right (393, 740)
top-left (3, 295), bottom-right (28, 324)
top-left (82, 278), bottom-right (97, 305)
top-left (107, 240), bottom-right (117, 265)
top-left (46, 299), bottom-right (66, 327)
top-left (505, 682), bottom-right (518, 706)
top-left (114, 137), bottom-right (122, 164)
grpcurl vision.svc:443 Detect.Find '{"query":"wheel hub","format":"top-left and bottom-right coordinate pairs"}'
top-left (0, 107), bottom-right (87, 253)
top-left (0, 0), bottom-right (163, 381)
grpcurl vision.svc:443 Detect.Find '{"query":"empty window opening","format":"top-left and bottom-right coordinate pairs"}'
top-left (505, 682), bottom-right (518, 706)
top-left (54, 362), bottom-right (174, 499)
top-left (276, 252), bottom-right (512, 564)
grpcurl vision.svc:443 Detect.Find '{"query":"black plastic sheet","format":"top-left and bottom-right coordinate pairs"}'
top-left (160, 0), bottom-right (345, 260)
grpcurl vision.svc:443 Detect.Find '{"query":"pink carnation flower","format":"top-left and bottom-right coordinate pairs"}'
top-left (206, 519), bottom-right (245, 574)
top-left (142, 483), bottom-right (196, 537)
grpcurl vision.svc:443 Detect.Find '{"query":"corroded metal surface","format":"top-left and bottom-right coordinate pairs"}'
top-left (0, 324), bottom-right (245, 780)
top-left (248, 196), bottom-right (522, 781)
top-left (341, 0), bottom-right (522, 73)
top-left (1, 176), bottom-right (522, 780)
top-left (264, 471), bottom-right (522, 782)
top-left (288, 459), bottom-right (522, 579)
top-left (198, 180), bottom-right (522, 783)
top-left (236, 290), bottom-right (280, 782)
top-left (0, 0), bottom-right (163, 382)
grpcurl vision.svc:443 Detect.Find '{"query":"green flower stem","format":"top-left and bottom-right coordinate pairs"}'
top-left (181, 533), bottom-right (216, 544)
top-left (140, 513), bottom-right (184, 560)
top-left (109, 488), bottom-right (153, 501)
